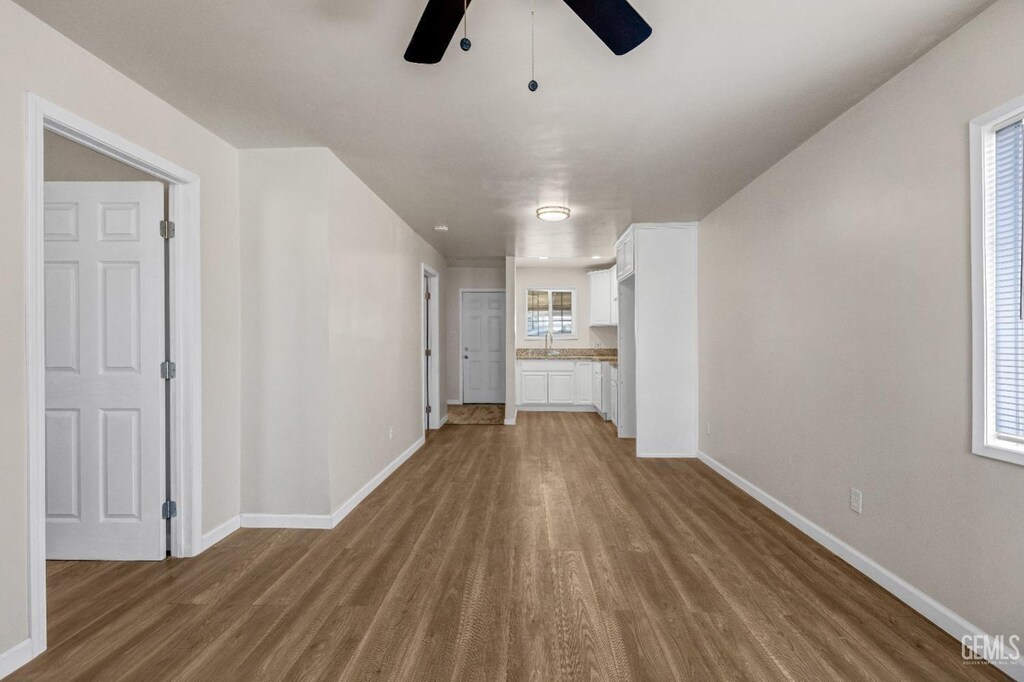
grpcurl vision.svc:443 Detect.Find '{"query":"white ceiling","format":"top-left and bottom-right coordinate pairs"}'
top-left (18, 0), bottom-right (990, 260)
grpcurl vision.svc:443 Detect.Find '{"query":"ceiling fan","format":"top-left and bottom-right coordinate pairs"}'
top-left (403, 0), bottom-right (652, 64)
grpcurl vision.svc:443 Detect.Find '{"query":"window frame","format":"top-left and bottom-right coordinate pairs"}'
top-left (525, 287), bottom-right (578, 340)
top-left (970, 94), bottom-right (1024, 467)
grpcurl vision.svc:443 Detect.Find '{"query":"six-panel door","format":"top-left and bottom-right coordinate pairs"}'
top-left (44, 182), bottom-right (166, 561)
top-left (462, 291), bottom-right (506, 404)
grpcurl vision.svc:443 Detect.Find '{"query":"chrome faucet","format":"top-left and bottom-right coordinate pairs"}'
top-left (544, 328), bottom-right (554, 350)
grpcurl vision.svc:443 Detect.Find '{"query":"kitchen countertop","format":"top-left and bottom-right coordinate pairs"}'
top-left (516, 348), bottom-right (618, 362)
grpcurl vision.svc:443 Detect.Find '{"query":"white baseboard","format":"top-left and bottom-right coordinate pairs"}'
top-left (330, 436), bottom-right (424, 526)
top-left (201, 515), bottom-right (241, 551)
top-left (240, 436), bottom-right (426, 532)
top-left (697, 450), bottom-right (1024, 681)
top-left (516, 405), bottom-right (598, 413)
top-left (0, 638), bottom-right (33, 680)
top-left (438, 415), bottom-right (449, 427)
top-left (447, 399), bottom-right (462, 405)
top-left (637, 451), bottom-right (698, 458)
top-left (504, 418), bottom-right (516, 426)
top-left (240, 513), bottom-right (334, 529)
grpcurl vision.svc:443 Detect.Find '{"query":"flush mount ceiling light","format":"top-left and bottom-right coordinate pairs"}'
top-left (434, 224), bottom-right (449, 231)
top-left (536, 206), bottom-right (570, 222)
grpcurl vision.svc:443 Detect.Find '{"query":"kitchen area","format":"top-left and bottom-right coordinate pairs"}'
top-left (512, 223), bottom-right (698, 456)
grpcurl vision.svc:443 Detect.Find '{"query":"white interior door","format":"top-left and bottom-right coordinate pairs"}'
top-left (44, 181), bottom-right (166, 561)
top-left (462, 291), bottom-right (505, 404)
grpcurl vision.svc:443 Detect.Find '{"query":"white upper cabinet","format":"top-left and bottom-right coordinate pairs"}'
top-left (588, 268), bottom-right (614, 326)
top-left (616, 229), bottom-right (635, 280)
top-left (610, 265), bottom-right (619, 326)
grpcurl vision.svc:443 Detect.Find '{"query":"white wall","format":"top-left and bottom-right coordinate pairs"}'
top-left (699, 0), bottom-right (1024, 643)
top-left (444, 266), bottom-right (504, 403)
top-left (0, 0), bottom-right (242, 653)
top-left (515, 266), bottom-right (618, 349)
top-left (239, 148), bottom-right (448, 516)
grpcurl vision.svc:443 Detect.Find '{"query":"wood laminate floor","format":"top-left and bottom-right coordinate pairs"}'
top-left (13, 412), bottom-right (1006, 681)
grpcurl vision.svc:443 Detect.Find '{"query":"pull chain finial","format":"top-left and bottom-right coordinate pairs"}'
top-left (528, 0), bottom-right (538, 91)
top-left (460, 0), bottom-right (471, 50)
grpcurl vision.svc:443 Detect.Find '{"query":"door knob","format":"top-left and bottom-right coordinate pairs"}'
top-left (464, 355), bottom-right (469, 359)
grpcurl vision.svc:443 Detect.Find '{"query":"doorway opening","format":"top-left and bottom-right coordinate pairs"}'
top-left (422, 264), bottom-right (441, 431)
top-left (458, 289), bottom-right (506, 413)
top-left (25, 94), bottom-right (203, 658)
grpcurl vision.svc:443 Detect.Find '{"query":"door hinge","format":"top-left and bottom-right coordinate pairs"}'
top-left (160, 361), bottom-right (176, 379)
top-left (424, 291), bottom-right (431, 301)
top-left (426, 405), bottom-right (432, 414)
top-left (160, 220), bottom-right (175, 239)
top-left (425, 349), bottom-right (432, 357)
top-left (162, 500), bottom-right (177, 520)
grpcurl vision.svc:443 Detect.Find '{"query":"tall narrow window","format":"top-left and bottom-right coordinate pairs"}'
top-left (972, 98), bottom-right (1024, 466)
top-left (993, 121), bottom-right (1024, 441)
top-left (526, 288), bottom-right (576, 338)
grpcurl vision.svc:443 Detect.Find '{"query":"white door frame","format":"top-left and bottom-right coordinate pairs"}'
top-left (458, 288), bottom-right (506, 405)
top-left (421, 264), bottom-right (441, 430)
top-left (24, 93), bottom-right (203, 656)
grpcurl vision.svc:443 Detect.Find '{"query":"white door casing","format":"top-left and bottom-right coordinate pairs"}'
top-left (462, 291), bottom-right (506, 404)
top-left (44, 182), bottom-right (165, 561)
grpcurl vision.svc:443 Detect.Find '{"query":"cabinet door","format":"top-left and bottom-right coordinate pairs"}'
top-left (610, 379), bottom-right (618, 425)
top-left (592, 367), bottom-right (602, 412)
top-left (589, 270), bottom-right (610, 326)
top-left (521, 372), bottom-right (549, 404)
top-left (610, 266), bottom-right (619, 326)
top-left (548, 372), bottom-right (575, 404)
top-left (574, 362), bottom-right (593, 404)
top-left (617, 231), bottom-right (635, 280)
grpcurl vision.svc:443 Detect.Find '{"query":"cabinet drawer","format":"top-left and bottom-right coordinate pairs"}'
top-left (520, 359), bottom-right (575, 372)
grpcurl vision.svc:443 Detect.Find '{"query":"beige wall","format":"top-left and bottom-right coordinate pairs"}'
top-left (699, 0), bottom-right (1024, 641)
top-left (444, 267), bottom-right (505, 403)
top-left (239, 148), bottom-right (448, 515)
top-left (240, 149), bottom-right (332, 514)
top-left (0, 0), bottom-right (241, 651)
top-left (327, 150), bottom-right (447, 510)
top-left (45, 131), bottom-right (158, 183)
top-left (515, 266), bottom-right (618, 349)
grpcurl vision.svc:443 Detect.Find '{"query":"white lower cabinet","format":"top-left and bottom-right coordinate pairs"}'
top-left (517, 359), bottom-right (607, 410)
top-left (520, 372), bottom-right (549, 404)
top-left (574, 362), bottom-right (593, 404)
top-left (548, 372), bottom-right (575, 404)
top-left (610, 370), bottom-right (618, 426)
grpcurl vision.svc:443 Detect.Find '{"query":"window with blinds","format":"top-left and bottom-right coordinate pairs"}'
top-left (993, 120), bottom-right (1024, 440)
top-left (526, 288), bottom-right (575, 337)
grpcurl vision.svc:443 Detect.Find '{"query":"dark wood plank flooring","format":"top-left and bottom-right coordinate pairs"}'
top-left (12, 412), bottom-right (1005, 680)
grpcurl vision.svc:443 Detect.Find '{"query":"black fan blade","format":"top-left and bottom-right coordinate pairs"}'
top-left (404, 0), bottom-right (472, 64)
top-left (561, 0), bottom-right (651, 55)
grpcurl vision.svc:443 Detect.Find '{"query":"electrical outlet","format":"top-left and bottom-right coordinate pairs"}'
top-left (388, 425), bottom-right (394, 440)
top-left (849, 488), bottom-right (863, 514)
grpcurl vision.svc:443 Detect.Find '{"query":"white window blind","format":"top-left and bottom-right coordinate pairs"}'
top-left (993, 120), bottom-right (1024, 439)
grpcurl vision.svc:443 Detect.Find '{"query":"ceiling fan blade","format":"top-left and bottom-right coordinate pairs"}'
top-left (560, 0), bottom-right (652, 55)
top-left (404, 0), bottom-right (472, 64)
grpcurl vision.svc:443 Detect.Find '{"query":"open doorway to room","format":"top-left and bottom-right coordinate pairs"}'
top-left (422, 265), bottom-right (441, 431)
top-left (25, 95), bottom-right (203, 657)
top-left (42, 132), bottom-right (169, 561)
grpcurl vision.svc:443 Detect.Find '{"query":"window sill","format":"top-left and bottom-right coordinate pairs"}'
top-left (972, 439), bottom-right (1024, 467)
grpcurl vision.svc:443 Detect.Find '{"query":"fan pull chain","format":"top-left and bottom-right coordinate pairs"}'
top-left (460, 0), bottom-right (471, 51)
top-left (528, 0), bottom-right (538, 91)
